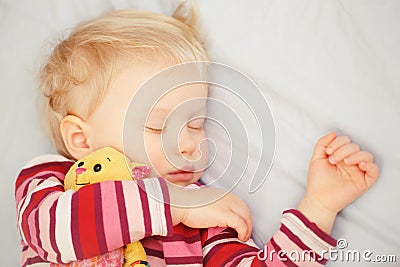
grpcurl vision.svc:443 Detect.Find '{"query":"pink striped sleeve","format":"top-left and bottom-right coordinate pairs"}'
top-left (16, 155), bottom-right (173, 266)
top-left (258, 209), bottom-right (337, 267)
top-left (202, 209), bottom-right (337, 267)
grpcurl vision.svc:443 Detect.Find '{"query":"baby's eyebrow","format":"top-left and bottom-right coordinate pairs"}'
top-left (147, 108), bottom-right (170, 120)
top-left (146, 108), bottom-right (170, 122)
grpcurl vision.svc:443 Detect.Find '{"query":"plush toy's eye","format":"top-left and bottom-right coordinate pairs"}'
top-left (93, 163), bottom-right (102, 172)
top-left (78, 162), bottom-right (84, 167)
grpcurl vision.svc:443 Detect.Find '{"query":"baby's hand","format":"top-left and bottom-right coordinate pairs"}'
top-left (299, 132), bottom-right (379, 233)
top-left (306, 132), bottom-right (379, 212)
top-left (169, 185), bottom-right (252, 241)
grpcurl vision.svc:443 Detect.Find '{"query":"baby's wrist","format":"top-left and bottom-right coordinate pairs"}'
top-left (170, 205), bottom-right (186, 226)
top-left (297, 196), bottom-right (338, 234)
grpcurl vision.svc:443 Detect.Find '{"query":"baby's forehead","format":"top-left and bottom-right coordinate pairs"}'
top-left (151, 83), bottom-right (207, 108)
top-left (114, 61), bottom-right (209, 123)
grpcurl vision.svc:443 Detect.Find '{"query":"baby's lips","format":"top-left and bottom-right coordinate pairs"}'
top-left (132, 165), bottom-right (151, 179)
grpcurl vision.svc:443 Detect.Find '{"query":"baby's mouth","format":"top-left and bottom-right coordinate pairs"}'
top-left (169, 165), bottom-right (195, 174)
top-left (167, 165), bottom-right (196, 183)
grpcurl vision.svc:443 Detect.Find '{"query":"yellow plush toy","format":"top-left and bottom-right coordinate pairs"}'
top-left (64, 147), bottom-right (151, 267)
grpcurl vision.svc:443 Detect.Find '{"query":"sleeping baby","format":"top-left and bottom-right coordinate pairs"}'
top-left (15, 4), bottom-right (379, 267)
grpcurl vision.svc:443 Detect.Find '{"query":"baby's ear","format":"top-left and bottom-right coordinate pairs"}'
top-left (60, 115), bottom-right (92, 160)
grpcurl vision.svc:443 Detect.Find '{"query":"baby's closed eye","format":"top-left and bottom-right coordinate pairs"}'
top-left (187, 118), bottom-right (205, 130)
top-left (144, 125), bottom-right (164, 134)
top-left (144, 118), bottom-right (205, 134)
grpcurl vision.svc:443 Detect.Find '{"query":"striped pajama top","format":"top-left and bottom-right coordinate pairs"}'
top-left (15, 154), bottom-right (337, 267)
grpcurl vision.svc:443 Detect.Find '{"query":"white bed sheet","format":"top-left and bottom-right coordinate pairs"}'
top-left (1, 0), bottom-right (399, 266)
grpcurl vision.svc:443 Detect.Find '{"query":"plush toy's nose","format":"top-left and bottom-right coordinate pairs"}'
top-left (75, 168), bottom-right (87, 174)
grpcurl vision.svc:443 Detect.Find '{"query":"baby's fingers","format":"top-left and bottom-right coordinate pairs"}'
top-left (359, 161), bottom-right (380, 188)
top-left (311, 132), bottom-right (337, 161)
top-left (344, 151), bottom-right (374, 165)
top-left (325, 135), bottom-right (351, 155)
top-left (225, 212), bottom-right (249, 241)
top-left (231, 205), bottom-right (252, 240)
top-left (328, 143), bottom-right (360, 164)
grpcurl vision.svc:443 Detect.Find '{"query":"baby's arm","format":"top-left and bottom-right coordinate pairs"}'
top-left (168, 184), bottom-right (252, 241)
top-left (202, 209), bottom-right (336, 266)
top-left (16, 154), bottom-right (252, 266)
top-left (201, 132), bottom-right (379, 266)
top-left (15, 155), bottom-right (173, 265)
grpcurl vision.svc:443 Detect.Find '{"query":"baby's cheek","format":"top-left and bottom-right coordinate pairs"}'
top-left (197, 132), bottom-right (209, 167)
top-left (144, 136), bottom-right (166, 173)
top-left (88, 126), bottom-right (123, 153)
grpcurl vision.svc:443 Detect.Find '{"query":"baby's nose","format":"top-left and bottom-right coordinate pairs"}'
top-left (75, 167), bottom-right (87, 175)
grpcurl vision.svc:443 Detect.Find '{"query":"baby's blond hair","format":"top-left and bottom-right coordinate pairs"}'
top-left (39, 3), bottom-right (208, 159)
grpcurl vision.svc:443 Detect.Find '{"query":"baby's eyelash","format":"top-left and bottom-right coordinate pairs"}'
top-left (145, 126), bottom-right (163, 134)
top-left (187, 124), bottom-right (203, 130)
top-left (187, 119), bottom-right (205, 130)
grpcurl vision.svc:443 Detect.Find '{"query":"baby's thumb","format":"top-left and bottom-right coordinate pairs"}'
top-left (311, 132), bottom-right (336, 161)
